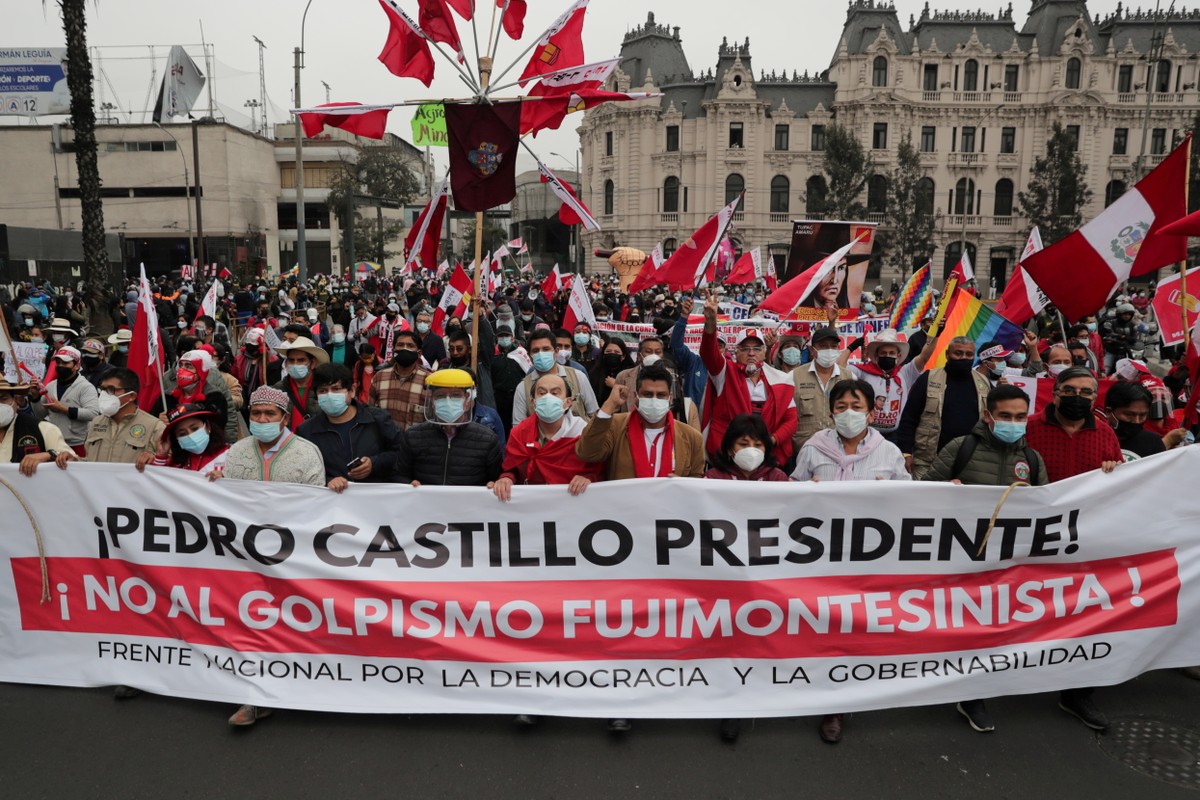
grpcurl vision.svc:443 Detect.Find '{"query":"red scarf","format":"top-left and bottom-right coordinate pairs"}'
top-left (626, 409), bottom-right (675, 478)
top-left (286, 378), bottom-right (311, 429)
top-left (503, 418), bottom-right (602, 485)
top-left (855, 361), bottom-right (902, 392)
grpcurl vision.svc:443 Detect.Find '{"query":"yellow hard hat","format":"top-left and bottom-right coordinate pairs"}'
top-left (426, 368), bottom-right (475, 389)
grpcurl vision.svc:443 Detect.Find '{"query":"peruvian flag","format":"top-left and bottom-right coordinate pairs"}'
top-left (724, 247), bottom-right (763, 286)
top-left (295, 102), bottom-right (393, 139)
top-left (521, 86), bottom-right (658, 137)
top-left (950, 251), bottom-right (976, 295)
top-left (541, 264), bottom-right (563, 298)
top-left (520, 58), bottom-right (619, 135)
top-left (652, 195), bottom-right (741, 291)
top-left (436, 260), bottom-right (450, 279)
top-left (416, 0), bottom-right (465, 56)
top-left (489, 256), bottom-right (504, 294)
top-left (994, 227), bottom-right (1049, 325)
top-left (493, 244), bottom-right (511, 262)
top-left (377, 0), bottom-right (437, 87)
top-left (764, 253), bottom-right (778, 291)
top-left (507, 237), bottom-right (523, 249)
top-left (1024, 136), bottom-right (1189, 322)
top-left (561, 274), bottom-right (597, 330)
top-left (518, 242), bottom-right (530, 255)
top-left (758, 235), bottom-right (867, 319)
top-left (628, 243), bottom-right (665, 294)
top-left (403, 177), bottom-right (450, 273)
top-left (538, 161), bottom-right (600, 231)
top-left (520, 262), bottom-right (533, 274)
top-left (432, 263), bottom-right (473, 336)
top-left (499, 0), bottom-right (527, 39)
top-left (196, 279), bottom-right (222, 321)
top-left (519, 0), bottom-right (588, 82)
top-left (130, 264), bottom-right (166, 414)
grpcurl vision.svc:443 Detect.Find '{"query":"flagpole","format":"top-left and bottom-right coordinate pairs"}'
top-left (1181, 134), bottom-right (1193, 355)
top-left (470, 56), bottom-right (494, 373)
top-left (489, 1), bottom-right (510, 64)
top-left (697, 193), bottom-right (743, 290)
top-left (0, 305), bottom-right (22, 384)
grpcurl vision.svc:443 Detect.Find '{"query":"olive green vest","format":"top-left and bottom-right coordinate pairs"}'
top-left (792, 364), bottom-right (853, 451)
top-left (912, 367), bottom-right (992, 477)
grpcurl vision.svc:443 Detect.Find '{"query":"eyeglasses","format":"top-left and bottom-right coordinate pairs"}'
top-left (1057, 387), bottom-right (1096, 398)
top-left (737, 345), bottom-right (765, 353)
top-left (99, 386), bottom-right (129, 395)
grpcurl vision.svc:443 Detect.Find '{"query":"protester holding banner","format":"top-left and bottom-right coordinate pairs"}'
top-left (704, 413), bottom-right (789, 483)
top-left (0, 376), bottom-right (71, 476)
top-left (1026, 366), bottom-right (1123, 483)
top-left (792, 327), bottom-right (857, 453)
top-left (139, 403), bottom-right (230, 475)
top-left (69, 368), bottom-right (165, 468)
top-left (1102, 381), bottom-right (1168, 460)
top-left (395, 369), bottom-right (503, 487)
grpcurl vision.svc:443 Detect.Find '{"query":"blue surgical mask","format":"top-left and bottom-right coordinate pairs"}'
top-left (416, 322), bottom-right (431, 334)
top-left (176, 427), bottom-right (210, 455)
top-left (434, 397), bottom-right (466, 423)
top-left (781, 347), bottom-right (803, 366)
top-left (991, 420), bottom-right (1027, 444)
top-left (498, 336), bottom-right (514, 349)
top-left (534, 394), bottom-right (566, 424)
top-left (1086, 322), bottom-right (1098, 332)
top-left (573, 333), bottom-right (591, 346)
top-left (287, 364), bottom-right (309, 380)
top-left (1008, 353), bottom-right (1027, 367)
top-left (117, 345), bottom-right (128, 353)
top-left (317, 391), bottom-right (349, 417)
top-left (249, 420), bottom-right (282, 443)
top-left (532, 351), bottom-right (555, 373)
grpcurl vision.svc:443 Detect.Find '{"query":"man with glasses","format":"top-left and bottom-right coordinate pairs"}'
top-left (62, 368), bottom-right (165, 468)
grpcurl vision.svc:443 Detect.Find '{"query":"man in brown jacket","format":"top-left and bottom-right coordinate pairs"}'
top-left (575, 363), bottom-right (705, 480)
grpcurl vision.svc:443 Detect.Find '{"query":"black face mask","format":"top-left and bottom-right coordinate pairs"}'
top-left (82, 355), bottom-right (100, 367)
top-left (876, 356), bottom-right (897, 372)
top-left (602, 352), bottom-right (624, 369)
top-left (449, 355), bottom-right (469, 367)
top-left (393, 350), bottom-right (420, 368)
top-left (245, 345), bottom-right (260, 356)
top-left (1113, 418), bottom-right (1145, 439)
top-left (944, 357), bottom-right (973, 377)
top-left (1057, 395), bottom-right (1092, 421)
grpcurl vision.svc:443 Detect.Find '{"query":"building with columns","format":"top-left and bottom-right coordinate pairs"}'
top-left (578, 1), bottom-right (1200, 288)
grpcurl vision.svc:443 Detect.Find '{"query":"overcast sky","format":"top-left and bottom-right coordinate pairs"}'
top-left (4, 0), bottom-right (1128, 176)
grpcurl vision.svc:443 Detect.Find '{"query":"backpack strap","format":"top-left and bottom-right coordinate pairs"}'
top-left (950, 433), bottom-right (980, 480)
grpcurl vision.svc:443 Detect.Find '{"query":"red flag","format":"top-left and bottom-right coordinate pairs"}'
top-left (765, 254), bottom-right (778, 291)
top-left (500, 0), bottom-right (527, 38)
top-left (519, 0), bottom-right (588, 82)
top-left (1023, 135), bottom-right (1190, 322)
top-left (541, 264), bottom-right (563, 299)
top-left (445, 102), bottom-right (521, 212)
top-left (432, 263), bottom-right (473, 336)
top-left (217, 266), bottom-right (232, 280)
top-left (758, 235), bottom-right (866, 319)
top-left (538, 162), bottom-right (599, 231)
top-left (195, 279), bottom-right (222, 322)
top-left (129, 264), bottom-right (165, 413)
top-left (296, 102), bottom-right (391, 140)
top-left (445, 0), bottom-right (472, 18)
top-left (562, 274), bottom-right (596, 330)
top-left (652, 196), bottom-right (741, 291)
top-left (949, 251), bottom-right (976, 296)
top-left (520, 86), bottom-right (656, 137)
top-left (377, 0), bottom-right (436, 87)
top-left (404, 177), bottom-right (450, 273)
top-left (416, 0), bottom-right (465, 56)
top-left (724, 248), bottom-right (763, 286)
top-left (628, 243), bottom-right (664, 294)
top-left (994, 227), bottom-right (1048, 324)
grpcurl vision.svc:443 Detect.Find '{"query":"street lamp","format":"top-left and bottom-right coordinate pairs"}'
top-left (243, 99), bottom-right (261, 134)
top-left (294, 0), bottom-right (315, 282)
top-left (551, 150), bottom-right (582, 274)
top-left (153, 122), bottom-right (194, 268)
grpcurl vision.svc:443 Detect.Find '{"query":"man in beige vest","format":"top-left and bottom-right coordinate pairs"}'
top-left (894, 336), bottom-right (991, 477)
top-left (70, 367), bottom-right (167, 467)
top-left (792, 326), bottom-right (857, 452)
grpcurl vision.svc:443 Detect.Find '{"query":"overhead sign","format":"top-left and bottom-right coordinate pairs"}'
top-left (0, 48), bottom-right (70, 116)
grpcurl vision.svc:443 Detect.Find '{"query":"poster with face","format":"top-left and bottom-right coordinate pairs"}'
top-left (782, 220), bottom-right (878, 321)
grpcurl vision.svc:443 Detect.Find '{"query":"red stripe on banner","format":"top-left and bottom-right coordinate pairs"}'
top-left (13, 553), bottom-right (1178, 662)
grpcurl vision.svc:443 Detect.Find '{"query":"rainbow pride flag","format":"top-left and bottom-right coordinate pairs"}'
top-left (925, 287), bottom-right (1025, 370)
top-left (889, 263), bottom-right (934, 331)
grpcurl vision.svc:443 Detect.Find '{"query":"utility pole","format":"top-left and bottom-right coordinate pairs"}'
top-left (321, 81), bottom-right (331, 104)
top-left (252, 35), bottom-right (268, 137)
top-left (192, 119), bottom-right (206, 267)
top-left (294, 0), bottom-right (315, 280)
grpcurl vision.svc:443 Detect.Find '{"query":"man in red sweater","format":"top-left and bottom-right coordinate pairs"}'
top-left (700, 291), bottom-right (797, 464)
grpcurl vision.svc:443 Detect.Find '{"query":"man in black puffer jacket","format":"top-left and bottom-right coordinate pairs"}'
top-left (395, 368), bottom-right (502, 486)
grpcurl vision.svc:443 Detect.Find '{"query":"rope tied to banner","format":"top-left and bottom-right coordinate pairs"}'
top-left (975, 481), bottom-right (1032, 558)
top-left (0, 475), bottom-right (51, 603)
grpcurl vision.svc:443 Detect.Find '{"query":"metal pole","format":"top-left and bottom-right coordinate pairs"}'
top-left (294, 45), bottom-right (307, 281)
top-left (155, 123), bottom-right (194, 267)
top-left (470, 56), bottom-right (493, 373)
top-left (192, 120), bottom-right (206, 267)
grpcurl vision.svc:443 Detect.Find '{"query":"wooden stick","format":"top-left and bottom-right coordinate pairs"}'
top-left (470, 56), bottom-right (494, 374)
top-left (1182, 134), bottom-right (1193, 354)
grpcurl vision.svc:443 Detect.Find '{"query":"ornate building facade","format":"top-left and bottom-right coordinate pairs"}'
top-left (578, 1), bottom-right (1200, 287)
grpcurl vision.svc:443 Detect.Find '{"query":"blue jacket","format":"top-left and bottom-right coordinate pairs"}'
top-left (473, 403), bottom-right (507, 450)
top-left (670, 316), bottom-right (709, 408)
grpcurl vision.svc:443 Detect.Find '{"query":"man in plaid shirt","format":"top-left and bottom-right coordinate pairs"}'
top-left (369, 330), bottom-right (430, 430)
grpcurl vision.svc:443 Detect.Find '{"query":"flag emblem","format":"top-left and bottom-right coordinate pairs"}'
top-left (1110, 222), bottom-right (1149, 264)
top-left (538, 43), bottom-right (561, 66)
top-left (130, 425), bottom-right (146, 438)
top-left (468, 142), bottom-right (504, 176)
top-left (1014, 460), bottom-right (1031, 481)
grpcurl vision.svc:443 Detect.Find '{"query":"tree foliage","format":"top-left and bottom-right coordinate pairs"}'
top-left (815, 123), bottom-right (872, 219)
top-left (885, 133), bottom-right (936, 274)
top-left (352, 217), bottom-right (407, 264)
top-left (327, 147), bottom-right (422, 229)
top-left (1018, 122), bottom-right (1093, 245)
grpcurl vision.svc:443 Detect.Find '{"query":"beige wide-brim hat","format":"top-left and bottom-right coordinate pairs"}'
top-left (107, 329), bottom-right (133, 345)
top-left (275, 336), bottom-right (330, 365)
top-left (864, 329), bottom-right (910, 362)
top-left (46, 317), bottom-right (78, 337)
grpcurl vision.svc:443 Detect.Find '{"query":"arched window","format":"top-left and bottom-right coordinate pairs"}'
top-left (770, 175), bottom-right (790, 213)
top-left (725, 173), bottom-right (745, 205)
top-left (872, 56), bottom-right (888, 87)
top-left (954, 177), bottom-right (976, 215)
top-left (1065, 57), bottom-right (1081, 89)
top-left (944, 241), bottom-right (977, 279)
top-left (805, 175), bottom-right (828, 215)
top-left (663, 237), bottom-right (678, 258)
top-left (963, 59), bottom-right (978, 91)
top-left (663, 176), bottom-right (680, 213)
top-left (603, 180), bottom-right (614, 215)
top-left (1105, 180), bottom-right (1127, 208)
top-left (867, 175), bottom-right (888, 213)
top-left (1156, 59), bottom-right (1172, 93)
top-left (916, 177), bottom-right (935, 217)
top-left (993, 179), bottom-right (1014, 216)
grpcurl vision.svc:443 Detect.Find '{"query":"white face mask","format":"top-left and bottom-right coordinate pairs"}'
top-left (1048, 363), bottom-right (1070, 376)
top-left (834, 409), bottom-right (868, 438)
top-left (732, 447), bottom-right (765, 472)
top-left (97, 392), bottom-right (126, 418)
top-left (815, 349), bottom-right (841, 369)
top-left (637, 397), bottom-right (671, 424)
top-left (555, 350), bottom-right (570, 366)
top-left (641, 353), bottom-right (662, 367)
top-left (0, 403), bottom-right (14, 429)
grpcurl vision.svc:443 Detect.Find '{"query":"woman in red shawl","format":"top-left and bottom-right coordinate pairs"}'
top-left (165, 349), bottom-right (229, 430)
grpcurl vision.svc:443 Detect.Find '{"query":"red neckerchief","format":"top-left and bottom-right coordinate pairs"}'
top-left (286, 378), bottom-right (310, 429)
top-left (626, 410), bottom-right (675, 478)
top-left (855, 361), bottom-right (902, 392)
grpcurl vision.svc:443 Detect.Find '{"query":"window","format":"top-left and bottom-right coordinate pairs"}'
top-left (920, 126), bottom-right (936, 152)
top-left (603, 180), bottom-right (614, 214)
top-left (867, 175), bottom-right (888, 213)
top-left (774, 124), bottom-right (789, 151)
top-left (1156, 60), bottom-right (1172, 93)
top-left (1066, 125), bottom-right (1080, 151)
top-left (954, 177), bottom-right (976, 215)
top-left (770, 175), bottom-right (790, 213)
top-left (663, 238), bottom-right (678, 258)
top-left (1118, 64), bottom-right (1133, 93)
top-left (604, 131), bottom-right (613, 156)
top-left (1105, 180), bottom-right (1127, 208)
top-left (915, 177), bottom-right (935, 217)
top-left (663, 177), bottom-right (680, 213)
top-left (1000, 127), bottom-right (1015, 154)
top-left (923, 64), bottom-right (939, 91)
top-left (993, 179), bottom-right (1014, 216)
top-left (963, 59), bottom-right (978, 91)
top-left (872, 122), bottom-right (888, 150)
top-left (810, 124), bottom-right (825, 151)
top-left (1004, 64), bottom-right (1019, 92)
top-left (805, 175), bottom-right (827, 215)
top-left (1151, 128), bottom-right (1167, 155)
top-left (665, 125), bottom-right (679, 152)
top-left (944, 241), bottom-right (977, 278)
top-left (728, 122), bottom-right (744, 148)
top-left (725, 173), bottom-right (745, 205)
top-left (1065, 57), bottom-right (1081, 90)
top-left (1113, 128), bottom-right (1128, 155)
top-left (960, 126), bottom-right (976, 153)
top-left (872, 56), bottom-right (888, 87)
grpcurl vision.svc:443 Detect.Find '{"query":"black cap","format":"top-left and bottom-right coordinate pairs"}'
top-left (810, 327), bottom-right (841, 345)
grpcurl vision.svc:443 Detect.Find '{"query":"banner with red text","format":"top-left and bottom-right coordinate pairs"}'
top-left (1, 453), bottom-right (1199, 717)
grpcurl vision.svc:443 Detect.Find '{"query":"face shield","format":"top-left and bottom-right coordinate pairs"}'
top-left (1145, 383), bottom-right (1174, 420)
top-left (424, 385), bottom-right (476, 425)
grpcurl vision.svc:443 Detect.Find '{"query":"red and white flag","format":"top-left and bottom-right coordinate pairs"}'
top-left (764, 253), bottom-right (778, 291)
top-left (541, 264), bottom-right (563, 298)
top-left (403, 177), bottom-right (449, 273)
top-left (652, 195), bottom-right (742, 291)
top-left (994, 227), bottom-right (1048, 325)
top-left (507, 237), bottom-right (523, 249)
top-left (517, 242), bottom-right (530, 255)
top-left (196, 279), bottom-right (222, 321)
top-left (538, 161), bottom-right (600, 231)
top-left (519, 0), bottom-right (588, 82)
top-left (521, 85), bottom-right (658, 137)
top-left (377, 0), bottom-right (437, 87)
top-left (949, 251), bottom-right (976, 295)
top-left (1024, 136), bottom-right (1189, 322)
top-left (129, 264), bottom-right (166, 413)
top-left (180, 264), bottom-right (195, 281)
top-left (436, 260), bottom-right (450, 279)
top-left (295, 102), bottom-right (393, 140)
top-left (758, 235), bottom-right (866, 319)
top-left (724, 248), bottom-right (762, 286)
top-left (562, 274), bottom-right (597, 330)
top-left (520, 262), bottom-right (534, 274)
top-left (432, 263), bottom-right (473, 336)
top-left (628, 243), bottom-right (664, 294)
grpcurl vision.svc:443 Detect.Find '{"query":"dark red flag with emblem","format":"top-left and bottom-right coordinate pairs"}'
top-left (445, 102), bottom-right (521, 212)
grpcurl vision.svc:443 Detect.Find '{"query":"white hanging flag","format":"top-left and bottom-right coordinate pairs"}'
top-left (562, 274), bottom-right (597, 330)
top-left (152, 46), bottom-right (207, 123)
top-left (197, 279), bottom-right (222, 321)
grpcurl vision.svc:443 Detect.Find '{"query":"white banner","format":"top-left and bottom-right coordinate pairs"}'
top-left (1, 453), bottom-right (1199, 717)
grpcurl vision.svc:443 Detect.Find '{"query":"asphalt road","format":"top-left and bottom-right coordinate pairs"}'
top-left (3, 668), bottom-right (1199, 799)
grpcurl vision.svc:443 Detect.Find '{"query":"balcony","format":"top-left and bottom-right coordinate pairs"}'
top-left (922, 90), bottom-right (942, 102)
top-left (769, 212), bottom-right (790, 224)
top-left (1118, 92), bottom-right (1138, 104)
top-left (953, 91), bottom-right (993, 103)
top-left (1003, 92), bottom-right (1021, 103)
top-left (948, 152), bottom-right (987, 169)
top-left (660, 212), bottom-right (679, 224)
top-left (1154, 92), bottom-right (1184, 103)
top-left (866, 212), bottom-right (886, 224)
top-left (947, 214), bottom-right (1022, 229)
top-left (733, 211), bottom-right (745, 222)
